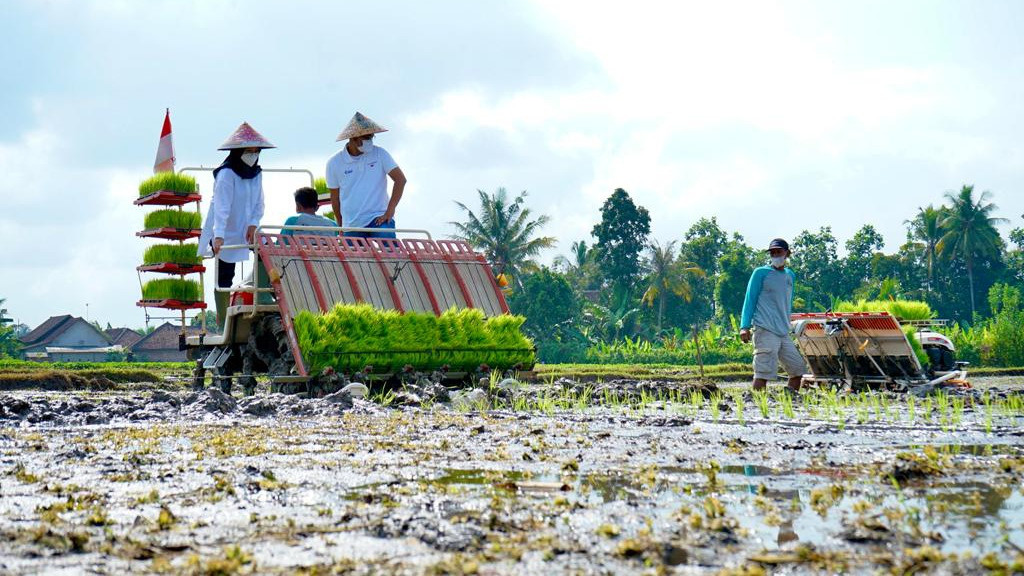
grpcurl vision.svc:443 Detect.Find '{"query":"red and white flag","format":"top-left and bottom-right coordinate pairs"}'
top-left (153, 108), bottom-right (175, 173)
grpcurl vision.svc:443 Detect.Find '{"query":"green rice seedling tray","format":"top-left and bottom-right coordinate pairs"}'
top-left (145, 209), bottom-right (202, 230)
top-left (141, 278), bottom-right (202, 302)
top-left (294, 303), bottom-right (535, 374)
top-left (138, 173), bottom-right (198, 196)
top-left (137, 263), bottom-right (206, 275)
top-left (136, 299), bottom-right (207, 310)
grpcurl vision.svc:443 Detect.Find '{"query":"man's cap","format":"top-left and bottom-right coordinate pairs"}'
top-left (218, 122), bottom-right (276, 150)
top-left (336, 112), bottom-right (388, 141)
top-left (767, 238), bottom-right (790, 252)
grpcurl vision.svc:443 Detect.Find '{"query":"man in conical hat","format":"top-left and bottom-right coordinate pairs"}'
top-left (326, 112), bottom-right (407, 238)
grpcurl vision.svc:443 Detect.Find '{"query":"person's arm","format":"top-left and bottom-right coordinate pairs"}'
top-left (374, 167), bottom-right (406, 225)
top-left (211, 173), bottom-right (234, 255)
top-left (329, 189), bottom-right (342, 227)
top-left (246, 175), bottom-right (264, 245)
top-left (739, 268), bottom-right (765, 336)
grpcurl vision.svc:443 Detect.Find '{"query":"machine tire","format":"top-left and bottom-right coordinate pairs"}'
top-left (924, 345), bottom-right (955, 372)
top-left (247, 314), bottom-right (295, 378)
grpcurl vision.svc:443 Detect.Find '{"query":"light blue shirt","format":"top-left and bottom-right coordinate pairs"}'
top-left (282, 213), bottom-right (339, 237)
top-left (740, 265), bottom-right (796, 336)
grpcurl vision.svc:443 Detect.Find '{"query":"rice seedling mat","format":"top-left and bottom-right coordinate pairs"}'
top-left (136, 298), bottom-right (208, 310)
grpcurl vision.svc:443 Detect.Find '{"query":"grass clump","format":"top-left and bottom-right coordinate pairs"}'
top-left (314, 177), bottom-right (329, 196)
top-left (138, 173), bottom-right (197, 196)
top-left (294, 303), bottom-right (535, 373)
top-left (142, 278), bottom-right (201, 302)
top-left (144, 209), bottom-right (201, 230)
top-left (142, 244), bottom-right (202, 266)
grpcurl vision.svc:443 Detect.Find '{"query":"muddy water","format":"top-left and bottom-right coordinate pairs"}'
top-left (1, 380), bottom-right (1023, 574)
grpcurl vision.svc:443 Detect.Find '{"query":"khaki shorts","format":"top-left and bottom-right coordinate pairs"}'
top-left (752, 327), bottom-right (807, 380)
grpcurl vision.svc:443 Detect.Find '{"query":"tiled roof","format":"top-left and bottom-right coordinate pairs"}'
top-left (132, 322), bottom-right (204, 351)
top-left (20, 315), bottom-right (75, 346)
top-left (106, 327), bottom-right (143, 347)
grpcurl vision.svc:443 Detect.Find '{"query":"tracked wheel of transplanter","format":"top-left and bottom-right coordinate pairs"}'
top-left (245, 313), bottom-right (298, 395)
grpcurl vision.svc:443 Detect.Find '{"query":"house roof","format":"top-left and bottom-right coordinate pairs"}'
top-left (132, 322), bottom-right (203, 351)
top-left (106, 327), bottom-right (143, 347)
top-left (20, 315), bottom-right (112, 347)
top-left (20, 315), bottom-right (74, 345)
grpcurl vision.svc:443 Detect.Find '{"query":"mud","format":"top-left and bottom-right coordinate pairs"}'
top-left (1, 377), bottom-right (1023, 575)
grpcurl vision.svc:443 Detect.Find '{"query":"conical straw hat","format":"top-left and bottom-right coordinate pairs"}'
top-left (218, 122), bottom-right (276, 150)
top-left (336, 112), bottom-right (388, 141)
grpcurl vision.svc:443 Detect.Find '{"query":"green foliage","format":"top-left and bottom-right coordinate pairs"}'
top-left (937, 185), bottom-right (1009, 317)
top-left (314, 177), bottom-right (328, 196)
top-left (294, 304), bottom-right (535, 373)
top-left (141, 279), bottom-right (201, 302)
top-left (901, 324), bottom-right (929, 367)
top-left (584, 324), bottom-right (749, 365)
top-left (142, 243), bottom-right (202, 266)
top-left (138, 173), bottom-right (197, 196)
top-left (979, 283), bottom-right (1024, 367)
top-left (508, 268), bottom-right (587, 363)
top-left (144, 209), bottom-right (201, 230)
top-left (592, 188), bottom-right (651, 296)
top-left (833, 299), bottom-right (934, 321)
top-left (0, 359), bottom-right (190, 372)
top-left (450, 188), bottom-right (556, 285)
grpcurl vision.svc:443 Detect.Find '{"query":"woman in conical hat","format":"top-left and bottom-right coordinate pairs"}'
top-left (325, 112), bottom-right (407, 239)
top-left (197, 122), bottom-right (275, 328)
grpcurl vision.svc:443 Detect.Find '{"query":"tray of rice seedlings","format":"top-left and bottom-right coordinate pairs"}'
top-left (294, 303), bottom-right (535, 374)
top-left (138, 243), bottom-right (204, 274)
top-left (138, 278), bottom-right (205, 309)
top-left (834, 299), bottom-right (934, 367)
top-left (135, 173), bottom-right (200, 206)
top-left (137, 208), bottom-right (202, 240)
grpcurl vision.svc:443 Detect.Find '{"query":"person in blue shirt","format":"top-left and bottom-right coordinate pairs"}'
top-left (282, 187), bottom-right (339, 239)
top-left (739, 238), bottom-right (807, 392)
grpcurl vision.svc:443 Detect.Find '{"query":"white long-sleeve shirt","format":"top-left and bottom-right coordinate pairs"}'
top-left (197, 169), bottom-right (265, 263)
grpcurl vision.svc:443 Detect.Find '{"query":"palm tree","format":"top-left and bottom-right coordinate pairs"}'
top-left (553, 240), bottom-right (589, 274)
top-left (936, 185), bottom-right (1008, 317)
top-left (450, 188), bottom-right (556, 285)
top-left (905, 205), bottom-right (944, 294)
top-left (640, 240), bottom-right (705, 333)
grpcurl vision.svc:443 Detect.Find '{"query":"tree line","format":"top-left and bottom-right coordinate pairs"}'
top-left (452, 185), bottom-right (1024, 363)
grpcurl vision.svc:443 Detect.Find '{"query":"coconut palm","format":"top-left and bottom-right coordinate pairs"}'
top-left (936, 185), bottom-right (1008, 317)
top-left (640, 240), bottom-right (705, 333)
top-left (450, 188), bottom-right (556, 285)
top-left (905, 205), bottom-right (944, 294)
top-left (554, 240), bottom-right (589, 273)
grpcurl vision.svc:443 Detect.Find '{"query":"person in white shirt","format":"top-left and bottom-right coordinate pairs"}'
top-left (326, 112), bottom-right (407, 239)
top-left (197, 122), bottom-right (274, 326)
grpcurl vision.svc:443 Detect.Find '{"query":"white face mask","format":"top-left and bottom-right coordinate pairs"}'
top-left (358, 138), bottom-right (373, 153)
top-left (771, 256), bottom-right (787, 268)
top-left (241, 152), bottom-right (259, 167)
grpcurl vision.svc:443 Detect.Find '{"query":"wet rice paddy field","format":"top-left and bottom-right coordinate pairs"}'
top-left (1, 377), bottom-right (1023, 575)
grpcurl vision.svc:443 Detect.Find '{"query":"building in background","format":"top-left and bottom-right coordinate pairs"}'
top-left (18, 315), bottom-right (121, 362)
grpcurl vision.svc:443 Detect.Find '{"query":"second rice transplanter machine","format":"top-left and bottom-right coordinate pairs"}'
top-left (182, 169), bottom-right (533, 396)
top-left (790, 311), bottom-right (968, 391)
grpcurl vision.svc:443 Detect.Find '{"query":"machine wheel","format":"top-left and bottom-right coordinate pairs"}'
top-left (247, 314), bottom-right (296, 379)
top-left (925, 345), bottom-right (955, 372)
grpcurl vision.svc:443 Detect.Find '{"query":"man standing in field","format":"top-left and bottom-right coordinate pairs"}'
top-left (326, 112), bottom-right (407, 239)
top-left (739, 238), bottom-right (807, 392)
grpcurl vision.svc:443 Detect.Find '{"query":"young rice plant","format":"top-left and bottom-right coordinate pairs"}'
top-left (138, 173), bottom-right (198, 196)
top-left (143, 243), bottom-right (202, 266)
top-left (141, 278), bottom-right (202, 302)
top-left (144, 209), bottom-right (201, 230)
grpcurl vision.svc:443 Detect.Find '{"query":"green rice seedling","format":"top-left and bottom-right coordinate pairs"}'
top-left (142, 278), bottom-right (201, 302)
top-left (689, 390), bottom-right (704, 417)
top-left (144, 209), bottom-right (202, 230)
top-left (753, 390), bottom-right (770, 419)
top-left (922, 397), bottom-right (934, 422)
top-left (575, 386), bottom-right (594, 411)
top-left (138, 173), bottom-right (198, 196)
top-left (142, 243), bottom-right (202, 266)
top-left (314, 177), bottom-right (328, 196)
top-left (776, 389), bottom-right (795, 419)
top-left (907, 396), bottom-right (916, 424)
top-left (709, 393), bottom-right (721, 422)
top-left (734, 392), bottom-right (746, 425)
top-left (950, 397), bottom-right (964, 427)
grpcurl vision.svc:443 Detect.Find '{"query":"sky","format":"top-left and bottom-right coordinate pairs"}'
top-left (1, 0), bottom-right (1023, 330)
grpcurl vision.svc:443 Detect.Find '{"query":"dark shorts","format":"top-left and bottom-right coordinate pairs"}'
top-left (344, 218), bottom-right (396, 239)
